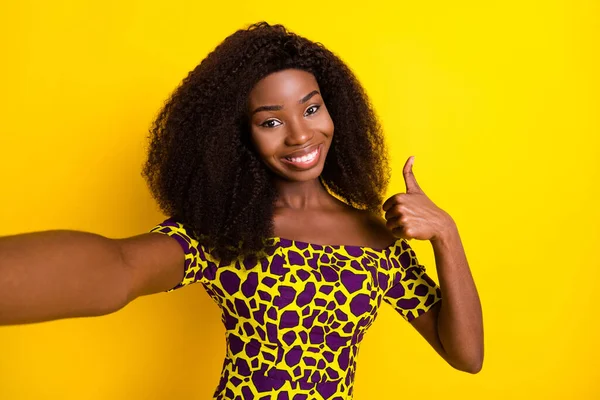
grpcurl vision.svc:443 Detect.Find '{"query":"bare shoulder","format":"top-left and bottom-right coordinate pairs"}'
top-left (350, 208), bottom-right (397, 248)
top-left (116, 232), bottom-right (186, 299)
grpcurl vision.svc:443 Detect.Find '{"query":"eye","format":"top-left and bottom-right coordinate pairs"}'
top-left (305, 105), bottom-right (320, 116)
top-left (261, 119), bottom-right (282, 128)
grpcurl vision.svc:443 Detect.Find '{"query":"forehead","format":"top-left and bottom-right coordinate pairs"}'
top-left (249, 69), bottom-right (319, 105)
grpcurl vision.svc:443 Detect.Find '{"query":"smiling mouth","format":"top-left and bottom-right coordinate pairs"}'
top-left (281, 144), bottom-right (322, 170)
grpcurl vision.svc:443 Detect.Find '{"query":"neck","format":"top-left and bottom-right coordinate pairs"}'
top-left (273, 176), bottom-right (337, 210)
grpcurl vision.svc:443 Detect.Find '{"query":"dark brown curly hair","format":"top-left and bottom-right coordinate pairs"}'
top-left (142, 21), bottom-right (390, 264)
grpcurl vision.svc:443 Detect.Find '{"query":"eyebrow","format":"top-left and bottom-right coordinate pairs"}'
top-left (251, 90), bottom-right (320, 115)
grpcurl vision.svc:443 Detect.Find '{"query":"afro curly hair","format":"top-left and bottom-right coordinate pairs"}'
top-left (142, 21), bottom-right (390, 264)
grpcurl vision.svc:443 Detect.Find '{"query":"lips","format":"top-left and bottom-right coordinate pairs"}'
top-left (280, 143), bottom-right (323, 170)
top-left (283, 143), bottom-right (321, 159)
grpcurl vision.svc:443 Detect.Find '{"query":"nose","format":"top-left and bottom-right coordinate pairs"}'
top-left (285, 117), bottom-right (314, 146)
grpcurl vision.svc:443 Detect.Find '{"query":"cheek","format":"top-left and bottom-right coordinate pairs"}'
top-left (250, 131), bottom-right (278, 158)
top-left (319, 110), bottom-right (335, 136)
top-left (325, 118), bottom-right (334, 135)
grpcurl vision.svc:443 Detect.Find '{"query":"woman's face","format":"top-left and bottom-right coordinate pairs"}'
top-left (248, 69), bottom-right (334, 182)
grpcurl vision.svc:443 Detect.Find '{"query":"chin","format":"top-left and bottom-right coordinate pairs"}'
top-left (267, 163), bottom-right (323, 182)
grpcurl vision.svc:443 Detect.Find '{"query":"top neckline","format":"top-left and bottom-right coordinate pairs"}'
top-left (265, 236), bottom-right (403, 253)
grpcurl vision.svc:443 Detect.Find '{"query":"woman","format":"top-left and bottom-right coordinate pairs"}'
top-left (0, 22), bottom-right (483, 399)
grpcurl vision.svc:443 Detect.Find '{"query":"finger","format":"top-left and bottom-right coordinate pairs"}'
top-left (385, 216), bottom-right (402, 230)
top-left (384, 203), bottom-right (409, 221)
top-left (392, 226), bottom-right (412, 240)
top-left (382, 194), bottom-right (397, 212)
top-left (384, 203), bottom-right (399, 220)
top-left (383, 192), bottom-right (411, 212)
top-left (402, 156), bottom-right (423, 194)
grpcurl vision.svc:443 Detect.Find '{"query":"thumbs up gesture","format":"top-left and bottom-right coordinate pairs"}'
top-left (382, 156), bottom-right (455, 241)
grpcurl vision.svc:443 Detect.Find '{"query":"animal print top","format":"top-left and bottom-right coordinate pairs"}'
top-left (150, 218), bottom-right (441, 400)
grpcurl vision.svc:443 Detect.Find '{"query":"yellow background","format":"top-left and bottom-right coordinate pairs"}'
top-left (1, 0), bottom-right (599, 399)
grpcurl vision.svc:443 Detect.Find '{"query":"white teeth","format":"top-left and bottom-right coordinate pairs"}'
top-left (287, 148), bottom-right (318, 163)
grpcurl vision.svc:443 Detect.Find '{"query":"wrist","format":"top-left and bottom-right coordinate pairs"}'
top-left (431, 215), bottom-right (459, 246)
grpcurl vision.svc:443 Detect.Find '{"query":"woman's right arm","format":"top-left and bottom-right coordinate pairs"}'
top-left (0, 230), bottom-right (184, 326)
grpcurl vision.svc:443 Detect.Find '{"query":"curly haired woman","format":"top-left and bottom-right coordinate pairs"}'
top-left (0, 22), bottom-right (483, 399)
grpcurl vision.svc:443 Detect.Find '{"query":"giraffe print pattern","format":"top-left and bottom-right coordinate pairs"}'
top-left (150, 218), bottom-right (441, 400)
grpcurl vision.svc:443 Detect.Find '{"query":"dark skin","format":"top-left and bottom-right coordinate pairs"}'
top-left (249, 69), bottom-right (393, 248)
top-left (0, 68), bottom-right (482, 375)
top-left (249, 69), bottom-right (484, 373)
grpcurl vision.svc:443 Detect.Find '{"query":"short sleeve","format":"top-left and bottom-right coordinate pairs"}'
top-left (383, 239), bottom-right (441, 322)
top-left (149, 218), bottom-right (208, 292)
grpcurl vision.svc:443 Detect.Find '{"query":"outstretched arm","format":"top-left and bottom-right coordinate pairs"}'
top-left (0, 230), bottom-right (184, 326)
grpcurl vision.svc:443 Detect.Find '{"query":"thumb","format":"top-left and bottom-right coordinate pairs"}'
top-left (403, 156), bottom-right (423, 193)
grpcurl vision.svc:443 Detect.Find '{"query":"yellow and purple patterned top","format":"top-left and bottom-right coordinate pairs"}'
top-left (150, 218), bottom-right (441, 400)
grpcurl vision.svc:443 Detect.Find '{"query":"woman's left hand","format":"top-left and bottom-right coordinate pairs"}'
top-left (382, 156), bottom-right (456, 241)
